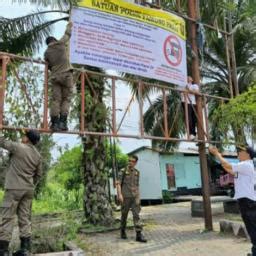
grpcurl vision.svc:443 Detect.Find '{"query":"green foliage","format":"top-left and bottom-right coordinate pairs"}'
top-left (32, 183), bottom-right (83, 213)
top-left (0, 60), bottom-right (54, 193)
top-left (51, 146), bottom-right (83, 192)
top-left (212, 84), bottom-right (256, 143)
top-left (105, 142), bottom-right (128, 171)
top-left (35, 134), bottom-right (55, 197)
top-left (32, 212), bottom-right (81, 253)
top-left (0, 1), bottom-right (73, 54)
top-left (162, 190), bottom-right (174, 203)
top-left (51, 143), bottom-right (127, 190)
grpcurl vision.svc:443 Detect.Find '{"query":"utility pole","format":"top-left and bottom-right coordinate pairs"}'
top-left (223, 11), bottom-right (233, 98)
top-left (228, 3), bottom-right (239, 96)
top-left (188, 0), bottom-right (213, 230)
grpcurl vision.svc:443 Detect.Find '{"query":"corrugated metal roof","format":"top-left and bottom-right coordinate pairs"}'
top-left (128, 146), bottom-right (237, 157)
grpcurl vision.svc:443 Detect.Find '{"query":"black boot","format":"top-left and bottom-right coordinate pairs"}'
top-left (136, 231), bottom-right (147, 243)
top-left (13, 237), bottom-right (31, 256)
top-left (120, 229), bottom-right (127, 239)
top-left (0, 240), bottom-right (10, 256)
top-left (50, 116), bottom-right (60, 132)
top-left (59, 114), bottom-right (68, 131)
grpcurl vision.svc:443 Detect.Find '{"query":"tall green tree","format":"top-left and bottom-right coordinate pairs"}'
top-left (212, 84), bottom-right (256, 144)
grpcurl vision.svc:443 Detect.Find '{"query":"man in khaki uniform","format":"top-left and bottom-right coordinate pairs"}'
top-left (116, 155), bottom-right (147, 242)
top-left (44, 21), bottom-right (73, 131)
top-left (0, 130), bottom-right (42, 256)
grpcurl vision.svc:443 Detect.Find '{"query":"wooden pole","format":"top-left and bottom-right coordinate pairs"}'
top-left (228, 2), bottom-right (239, 96)
top-left (188, 0), bottom-right (213, 231)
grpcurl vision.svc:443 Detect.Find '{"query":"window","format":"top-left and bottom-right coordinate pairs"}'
top-left (166, 163), bottom-right (176, 189)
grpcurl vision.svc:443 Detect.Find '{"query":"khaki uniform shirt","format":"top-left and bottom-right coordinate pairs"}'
top-left (44, 23), bottom-right (73, 78)
top-left (0, 137), bottom-right (42, 190)
top-left (118, 167), bottom-right (140, 198)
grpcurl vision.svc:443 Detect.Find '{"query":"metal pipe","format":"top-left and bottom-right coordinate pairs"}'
top-left (117, 91), bottom-right (135, 133)
top-left (183, 93), bottom-right (190, 139)
top-left (0, 125), bottom-right (238, 145)
top-left (203, 95), bottom-right (209, 140)
top-left (12, 66), bottom-right (37, 114)
top-left (71, 68), bottom-right (230, 101)
top-left (228, 3), bottom-right (239, 96)
top-left (223, 11), bottom-right (233, 98)
top-left (0, 52), bottom-right (46, 64)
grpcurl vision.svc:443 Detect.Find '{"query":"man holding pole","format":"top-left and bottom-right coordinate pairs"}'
top-left (44, 21), bottom-right (74, 131)
top-left (0, 130), bottom-right (42, 256)
top-left (209, 145), bottom-right (256, 256)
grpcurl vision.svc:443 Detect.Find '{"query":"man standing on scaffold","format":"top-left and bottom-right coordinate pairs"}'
top-left (44, 21), bottom-right (74, 132)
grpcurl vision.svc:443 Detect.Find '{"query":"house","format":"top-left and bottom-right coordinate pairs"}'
top-left (127, 146), bottom-right (237, 203)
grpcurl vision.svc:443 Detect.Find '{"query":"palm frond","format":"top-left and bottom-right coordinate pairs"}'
top-left (11, 0), bottom-right (79, 10)
top-left (0, 11), bottom-right (68, 54)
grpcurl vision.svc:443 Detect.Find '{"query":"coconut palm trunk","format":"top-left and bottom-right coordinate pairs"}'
top-left (81, 70), bottom-right (113, 225)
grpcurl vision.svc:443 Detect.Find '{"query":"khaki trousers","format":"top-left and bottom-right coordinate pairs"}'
top-left (120, 196), bottom-right (142, 232)
top-left (50, 71), bottom-right (73, 117)
top-left (0, 189), bottom-right (34, 241)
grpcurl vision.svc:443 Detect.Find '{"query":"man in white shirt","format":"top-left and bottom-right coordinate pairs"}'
top-left (209, 145), bottom-right (256, 256)
top-left (181, 76), bottom-right (200, 140)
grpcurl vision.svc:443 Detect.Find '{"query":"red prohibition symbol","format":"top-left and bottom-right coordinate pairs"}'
top-left (163, 35), bottom-right (182, 66)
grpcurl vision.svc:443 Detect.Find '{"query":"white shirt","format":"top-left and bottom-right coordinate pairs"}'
top-left (232, 160), bottom-right (256, 200)
top-left (181, 83), bottom-right (199, 105)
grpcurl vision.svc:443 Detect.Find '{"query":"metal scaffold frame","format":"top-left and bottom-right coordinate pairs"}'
top-left (0, 51), bottom-right (229, 144)
top-left (0, 0), bottom-right (240, 231)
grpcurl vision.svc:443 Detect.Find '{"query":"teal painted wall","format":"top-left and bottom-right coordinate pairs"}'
top-left (159, 153), bottom-right (201, 191)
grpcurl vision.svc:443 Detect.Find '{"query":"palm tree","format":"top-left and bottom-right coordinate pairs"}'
top-left (0, 0), bottom-right (72, 54)
top-left (201, 1), bottom-right (256, 144)
top-left (135, 0), bottom-right (256, 146)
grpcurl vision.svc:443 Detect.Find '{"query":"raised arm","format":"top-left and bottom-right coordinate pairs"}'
top-left (59, 22), bottom-right (73, 44)
top-left (0, 135), bottom-right (18, 153)
top-left (209, 146), bottom-right (235, 175)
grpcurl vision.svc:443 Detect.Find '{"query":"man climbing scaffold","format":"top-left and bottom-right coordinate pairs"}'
top-left (44, 21), bottom-right (74, 132)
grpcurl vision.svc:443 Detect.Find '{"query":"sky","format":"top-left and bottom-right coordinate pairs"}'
top-left (0, 0), bottom-right (152, 160)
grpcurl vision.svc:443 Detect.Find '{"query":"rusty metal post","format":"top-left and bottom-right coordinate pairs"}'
top-left (80, 72), bottom-right (85, 132)
top-left (43, 63), bottom-right (48, 129)
top-left (112, 77), bottom-right (117, 136)
top-left (0, 56), bottom-right (9, 129)
top-left (223, 11), bottom-right (233, 98)
top-left (228, 3), bottom-right (239, 96)
top-left (183, 93), bottom-right (190, 139)
top-left (203, 95), bottom-right (209, 141)
top-left (188, 0), bottom-right (213, 230)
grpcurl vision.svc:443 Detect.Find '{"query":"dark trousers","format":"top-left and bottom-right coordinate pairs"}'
top-left (182, 103), bottom-right (197, 136)
top-left (120, 197), bottom-right (142, 232)
top-left (50, 71), bottom-right (73, 117)
top-left (0, 189), bottom-right (34, 241)
top-left (238, 198), bottom-right (256, 256)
